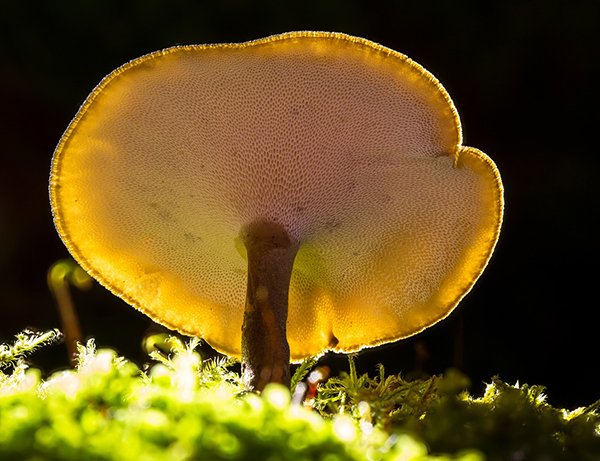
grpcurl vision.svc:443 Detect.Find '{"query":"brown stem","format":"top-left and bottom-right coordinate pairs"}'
top-left (241, 220), bottom-right (298, 391)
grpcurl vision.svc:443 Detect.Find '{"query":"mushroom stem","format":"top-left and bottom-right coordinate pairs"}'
top-left (241, 220), bottom-right (299, 391)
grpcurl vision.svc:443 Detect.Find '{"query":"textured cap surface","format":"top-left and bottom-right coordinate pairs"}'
top-left (50, 32), bottom-right (503, 360)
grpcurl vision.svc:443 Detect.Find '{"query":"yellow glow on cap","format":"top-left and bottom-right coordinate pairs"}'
top-left (50, 32), bottom-right (503, 360)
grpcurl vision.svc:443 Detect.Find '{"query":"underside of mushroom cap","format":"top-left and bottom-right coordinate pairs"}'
top-left (50, 31), bottom-right (503, 361)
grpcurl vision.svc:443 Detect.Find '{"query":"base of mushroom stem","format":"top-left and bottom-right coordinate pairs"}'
top-left (240, 220), bottom-right (298, 391)
top-left (241, 307), bottom-right (291, 390)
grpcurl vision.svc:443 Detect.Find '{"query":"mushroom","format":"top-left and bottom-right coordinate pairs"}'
top-left (50, 32), bottom-right (503, 391)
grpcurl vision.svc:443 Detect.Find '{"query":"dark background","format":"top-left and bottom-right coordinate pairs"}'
top-left (1, 1), bottom-right (597, 408)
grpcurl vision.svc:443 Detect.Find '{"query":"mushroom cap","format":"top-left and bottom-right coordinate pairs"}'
top-left (50, 32), bottom-right (503, 361)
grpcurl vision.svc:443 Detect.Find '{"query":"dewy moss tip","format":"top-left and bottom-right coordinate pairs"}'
top-left (0, 329), bottom-right (62, 369)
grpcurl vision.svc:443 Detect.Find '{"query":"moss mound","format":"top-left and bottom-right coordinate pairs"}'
top-left (0, 331), bottom-right (598, 461)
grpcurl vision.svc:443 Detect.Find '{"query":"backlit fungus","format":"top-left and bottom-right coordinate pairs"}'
top-left (50, 32), bottom-right (504, 390)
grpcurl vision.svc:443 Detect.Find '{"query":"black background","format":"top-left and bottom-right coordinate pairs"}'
top-left (1, 1), bottom-right (598, 408)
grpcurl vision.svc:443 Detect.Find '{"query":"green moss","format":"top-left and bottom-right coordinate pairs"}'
top-left (0, 331), bottom-right (598, 461)
top-left (0, 329), bottom-right (62, 370)
top-left (313, 359), bottom-right (600, 460)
